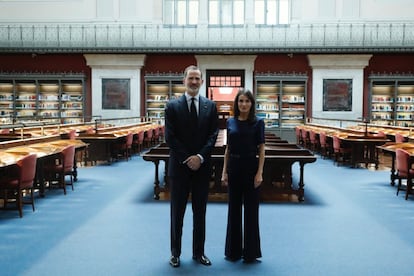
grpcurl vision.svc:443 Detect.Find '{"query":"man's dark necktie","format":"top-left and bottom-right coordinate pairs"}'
top-left (190, 97), bottom-right (198, 129)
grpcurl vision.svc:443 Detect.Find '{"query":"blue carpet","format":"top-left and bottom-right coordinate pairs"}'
top-left (1, 155), bottom-right (414, 276)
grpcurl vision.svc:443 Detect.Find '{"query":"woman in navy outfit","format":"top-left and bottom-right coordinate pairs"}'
top-left (221, 88), bottom-right (265, 263)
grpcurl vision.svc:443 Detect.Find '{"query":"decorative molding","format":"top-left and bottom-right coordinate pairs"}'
top-left (84, 54), bottom-right (146, 69)
top-left (308, 54), bottom-right (372, 69)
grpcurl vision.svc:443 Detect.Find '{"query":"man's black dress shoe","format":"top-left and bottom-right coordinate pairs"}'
top-left (192, 255), bottom-right (212, 266)
top-left (169, 256), bottom-right (180, 267)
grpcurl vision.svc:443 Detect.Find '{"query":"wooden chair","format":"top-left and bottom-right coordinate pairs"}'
top-left (123, 132), bottom-right (133, 160)
top-left (395, 133), bottom-right (406, 143)
top-left (0, 154), bottom-right (37, 217)
top-left (68, 129), bottom-right (77, 140)
top-left (309, 130), bottom-right (319, 153)
top-left (319, 131), bottom-right (331, 158)
top-left (133, 130), bottom-right (145, 154)
top-left (301, 128), bottom-right (310, 149)
top-left (159, 125), bottom-right (165, 142)
top-left (332, 136), bottom-right (351, 166)
top-left (43, 145), bottom-right (75, 195)
top-left (86, 127), bottom-right (95, 134)
top-left (144, 128), bottom-right (154, 148)
top-left (113, 132), bottom-right (133, 161)
top-left (295, 126), bottom-right (303, 146)
top-left (395, 148), bottom-right (414, 200)
top-left (153, 126), bottom-right (160, 145)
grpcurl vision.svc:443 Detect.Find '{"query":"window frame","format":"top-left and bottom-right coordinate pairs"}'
top-left (208, 0), bottom-right (245, 26)
top-left (163, 0), bottom-right (199, 26)
top-left (254, 0), bottom-right (290, 26)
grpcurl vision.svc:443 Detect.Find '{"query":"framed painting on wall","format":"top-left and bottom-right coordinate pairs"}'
top-left (323, 79), bottom-right (352, 111)
top-left (102, 78), bottom-right (130, 110)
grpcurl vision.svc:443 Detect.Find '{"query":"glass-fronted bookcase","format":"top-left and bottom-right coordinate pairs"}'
top-left (145, 74), bottom-right (185, 123)
top-left (0, 73), bottom-right (85, 124)
top-left (369, 75), bottom-right (414, 127)
top-left (255, 74), bottom-right (307, 132)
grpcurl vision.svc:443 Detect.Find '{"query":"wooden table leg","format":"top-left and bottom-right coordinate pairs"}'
top-left (390, 154), bottom-right (396, 186)
top-left (153, 160), bottom-right (160, 200)
top-left (297, 162), bottom-right (305, 202)
top-left (36, 158), bottom-right (46, 198)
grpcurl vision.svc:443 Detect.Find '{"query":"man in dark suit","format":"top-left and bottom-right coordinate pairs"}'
top-left (165, 65), bottom-right (219, 268)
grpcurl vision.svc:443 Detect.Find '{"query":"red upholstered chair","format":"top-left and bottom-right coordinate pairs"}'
top-left (43, 145), bottom-right (75, 194)
top-left (319, 131), bottom-right (331, 158)
top-left (158, 125), bottom-right (165, 142)
top-left (133, 130), bottom-right (145, 154)
top-left (395, 133), bottom-right (406, 143)
top-left (144, 128), bottom-right (154, 148)
top-left (295, 126), bottom-right (303, 146)
top-left (0, 154), bottom-right (37, 217)
top-left (375, 131), bottom-right (386, 138)
top-left (68, 129), bottom-right (77, 140)
top-left (301, 128), bottom-right (310, 149)
top-left (395, 148), bottom-right (414, 200)
top-left (332, 136), bottom-right (351, 166)
top-left (113, 132), bottom-right (133, 161)
top-left (309, 130), bottom-right (319, 153)
top-left (153, 126), bottom-right (160, 144)
top-left (85, 127), bottom-right (95, 134)
top-left (123, 132), bottom-right (134, 160)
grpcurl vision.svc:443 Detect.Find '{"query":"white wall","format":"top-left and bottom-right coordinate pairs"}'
top-left (308, 55), bottom-right (372, 121)
top-left (195, 55), bottom-right (257, 97)
top-left (1, 0), bottom-right (414, 23)
top-left (0, 0), bottom-right (156, 22)
top-left (84, 54), bottom-right (145, 119)
top-left (295, 0), bottom-right (414, 23)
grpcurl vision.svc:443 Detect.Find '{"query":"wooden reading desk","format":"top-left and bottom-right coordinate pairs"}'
top-left (377, 142), bottom-right (414, 186)
top-left (77, 123), bottom-right (160, 164)
top-left (142, 136), bottom-right (316, 202)
top-left (340, 135), bottom-right (389, 169)
top-left (0, 138), bottom-right (87, 197)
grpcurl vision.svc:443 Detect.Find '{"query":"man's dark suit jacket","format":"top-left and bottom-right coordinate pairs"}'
top-left (165, 94), bottom-right (219, 179)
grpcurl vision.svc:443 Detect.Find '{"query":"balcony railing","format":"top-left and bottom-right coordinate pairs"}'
top-left (1, 22), bottom-right (414, 53)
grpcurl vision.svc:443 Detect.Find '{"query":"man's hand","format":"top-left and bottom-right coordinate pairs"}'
top-left (183, 155), bottom-right (201, 171)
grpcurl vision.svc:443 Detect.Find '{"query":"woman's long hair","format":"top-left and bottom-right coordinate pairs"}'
top-left (233, 88), bottom-right (257, 123)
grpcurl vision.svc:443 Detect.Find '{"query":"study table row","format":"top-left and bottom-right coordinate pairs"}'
top-left (0, 122), bottom-right (163, 199)
top-left (298, 124), bottom-right (414, 196)
top-left (377, 142), bottom-right (414, 187)
top-left (297, 124), bottom-right (390, 169)
top-left (76, 123), bottom-right (162, 163)
top-left (0, 138), bottom-right (87, 197)
top-left (142, 131), bottom-right (317, 202)
top-left (1, 121), bottom-right (163, 164)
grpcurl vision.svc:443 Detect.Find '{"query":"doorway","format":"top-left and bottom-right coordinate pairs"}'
top-left (206, 70), bottom-right (244, 128)
top-left (206, 69), bottom-right (244, 112)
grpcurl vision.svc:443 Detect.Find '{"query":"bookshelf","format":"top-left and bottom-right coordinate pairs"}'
top-left (145, 74), bottom-right (185, 122)
top-left (61, 80), bottom-right (84, 124)
top-left (0, 74), bottom-right (85, 124)
top-left (0, 80), bottom-right (14, 122)
top-left (369, 76), bottom-right (414, 127)
top-left (255, 74), bottom-right (307, 130)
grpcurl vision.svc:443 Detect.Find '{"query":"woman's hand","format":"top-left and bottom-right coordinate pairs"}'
top-left (221, 172), bottom-right (228, 187)
top-left (254, 173), bottom-right (263, 188)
